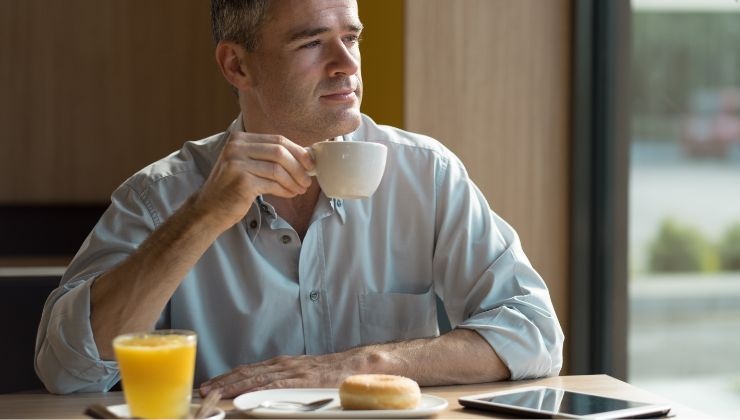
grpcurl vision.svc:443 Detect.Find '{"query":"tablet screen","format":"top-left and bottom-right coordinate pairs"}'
top-left (481, 388), bottom-right (651, 416)
top-left (458, 386), bottom-right (676, 418)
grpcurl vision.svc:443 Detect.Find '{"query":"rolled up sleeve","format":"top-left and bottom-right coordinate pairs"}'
top-left (35, 184), bottom-right (157, 393)
top-left (456, 260), bottom-right (565, 379)
top-left (35, 276), bottom-right (120, 393)
top-left (433, 154), bottom-right (564, 379)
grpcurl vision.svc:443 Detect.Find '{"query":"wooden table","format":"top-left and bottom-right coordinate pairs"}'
top-left (0, 375), bottom-right (705, 418)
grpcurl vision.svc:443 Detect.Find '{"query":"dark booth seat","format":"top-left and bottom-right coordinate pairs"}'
top-left (0, 272), bottom-right (61, 393)
top-left (0, 203), bottom-right (106, 393)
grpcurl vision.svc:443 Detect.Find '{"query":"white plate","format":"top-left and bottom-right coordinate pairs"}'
top-left (107, 403), bottom-right (225, 419)
top-left (233, 388), bottom-right (448, 418)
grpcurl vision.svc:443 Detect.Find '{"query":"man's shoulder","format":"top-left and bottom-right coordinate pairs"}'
top-left (354, 114), bottom-right (453, 161)
top-left (121, 131), bottom-right (226, 196)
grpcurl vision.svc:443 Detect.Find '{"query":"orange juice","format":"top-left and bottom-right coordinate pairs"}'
top-left (113, 330), bottom-right (197, 419)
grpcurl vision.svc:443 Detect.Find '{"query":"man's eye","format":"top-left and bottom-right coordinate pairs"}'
top-left (300, 40), bottom-right (321, 49)
top-left (344, 35), bottom-right (361, 45)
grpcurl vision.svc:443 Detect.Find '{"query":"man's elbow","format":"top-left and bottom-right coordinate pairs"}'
top-left (35, 344), bottom-right (76, 394)
top-left (543, 326), bottom-right (565, 377)
top-left (36, 364), bottom-right (116, 395)
top-left (546, 351), bottom-right (564, 377)
top-left (35, 342), bottom-right (115, 394)
top-left (516, 329), bottom-right (564, 380)
top-left (515, 352), bottom-right (562, 380)
top-left (36, 361), bottom-right (72, 394)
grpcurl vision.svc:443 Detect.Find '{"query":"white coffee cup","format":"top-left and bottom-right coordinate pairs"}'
top-left (306, 140), bottom-right (387, 199)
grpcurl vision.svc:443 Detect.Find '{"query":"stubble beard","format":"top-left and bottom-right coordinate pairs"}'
top-left (307, 76), bottom-right (363, 140)
top-left (259, 75), bottom-right (363, 142)
top-left (280, 95), bottom-right (362, 142)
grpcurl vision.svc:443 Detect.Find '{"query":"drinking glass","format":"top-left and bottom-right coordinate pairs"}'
top-left (113, 330), bottom-right (197, 419)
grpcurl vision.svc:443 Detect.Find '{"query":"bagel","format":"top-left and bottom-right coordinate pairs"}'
top-left (339, 374), bottom-right (421, 410)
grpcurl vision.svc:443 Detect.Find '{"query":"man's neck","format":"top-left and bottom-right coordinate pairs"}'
top-left (265, 182), bottom-right (322, 239)
top-left (237, 101), bottom-right (331, 146)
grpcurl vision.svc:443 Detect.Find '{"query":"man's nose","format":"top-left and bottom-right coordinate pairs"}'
top-left (327, 40), bottom-right (359, 77)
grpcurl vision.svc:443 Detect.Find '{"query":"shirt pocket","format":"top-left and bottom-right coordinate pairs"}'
top-left (358, 287), bottom-right (439, 345)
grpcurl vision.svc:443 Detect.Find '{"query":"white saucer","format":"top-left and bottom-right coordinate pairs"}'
top-left (107, 403), bottom-right (225, 419)
top-left (234, 388), bottom-right (448, 418)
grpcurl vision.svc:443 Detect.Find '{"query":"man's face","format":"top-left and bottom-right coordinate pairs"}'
top-left (244, 0), bottom-right (363, 143)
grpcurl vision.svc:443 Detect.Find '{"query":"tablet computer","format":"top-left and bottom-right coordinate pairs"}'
top-left (458, 386), bottom-right (672, 419)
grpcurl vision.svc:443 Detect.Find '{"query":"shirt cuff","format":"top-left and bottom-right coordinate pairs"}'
top-left (39, 277), bottom-right (119, 393)
top-left (458, 306), bottom-right (562, 380)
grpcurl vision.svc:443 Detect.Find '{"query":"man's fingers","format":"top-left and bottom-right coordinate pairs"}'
top-left (199, 353), bottom-right (349, 399)
top-left (239, 140), bottom-right (313, 187)
top-left (200, 356), bottom-right (293, 389)
top-left (260, 134), bottom-right (316, 173)
top-left (219, 372), bottom-right (297, 398)
top-left (247, 160), bottom-right (308, 195)
top-left (236, 173), bottom-right (301, 200)
top-left (200, 367), bottom-right (300, 398)
top-left (279, 139), bottom-right (316, 173)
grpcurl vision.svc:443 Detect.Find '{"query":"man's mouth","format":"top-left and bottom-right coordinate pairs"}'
top-left (320, 89), bottom-right (357, 102)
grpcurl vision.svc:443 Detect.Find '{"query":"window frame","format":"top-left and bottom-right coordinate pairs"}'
top-left (568, 0), bottom-right (631, 380)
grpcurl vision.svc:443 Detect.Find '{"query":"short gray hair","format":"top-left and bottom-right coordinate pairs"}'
top-left (210, 0), bottom-right (271, 51)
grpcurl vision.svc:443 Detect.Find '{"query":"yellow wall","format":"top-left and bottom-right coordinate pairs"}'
top-left (357, 0), bottom-right (404, 128)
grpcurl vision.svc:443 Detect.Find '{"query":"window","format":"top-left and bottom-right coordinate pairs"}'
top-left (629, 0), bottom-right (740, 416)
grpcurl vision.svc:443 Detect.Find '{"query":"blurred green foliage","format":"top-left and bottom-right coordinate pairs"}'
top-left (719, 223), bottom-right (740, 271)
top-left (648, 219), bottom-right (716, 272)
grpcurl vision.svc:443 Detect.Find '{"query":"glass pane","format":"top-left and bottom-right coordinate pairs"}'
top-left (629, 1), bottom-right (740, 417)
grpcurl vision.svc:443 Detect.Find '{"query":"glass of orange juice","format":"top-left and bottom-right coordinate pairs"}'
top-left (113, 330), bottom-right (197, 419)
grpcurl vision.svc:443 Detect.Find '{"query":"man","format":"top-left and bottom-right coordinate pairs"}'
top-left (35, 0), bottom-right (564, 396)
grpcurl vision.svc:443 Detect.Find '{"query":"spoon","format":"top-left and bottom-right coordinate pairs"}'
top-left (225, 397), bottom-right (334, 418)
top-left (258, 398), bottom-right (335, 411)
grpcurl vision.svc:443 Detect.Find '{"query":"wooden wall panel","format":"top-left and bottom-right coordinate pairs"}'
top-left (405, 0), bottom-right (572, 344)
top-left (0, 0), bottom-right (237, 203)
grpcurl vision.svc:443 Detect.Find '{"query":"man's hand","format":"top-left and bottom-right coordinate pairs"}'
top-left (193, 132), bottom-right (315, 232)
top-left (199, 349), bottom-right (385, 398)
top-left (198, 329), bottom-right (510, 398)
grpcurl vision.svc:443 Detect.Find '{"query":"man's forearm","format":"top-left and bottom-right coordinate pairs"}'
top-left (90, 195), bottom-right (226, 360)
top-left (200, 327), bottom-right (510, 397)
top-left (359, 328), bottom-right (510, 385)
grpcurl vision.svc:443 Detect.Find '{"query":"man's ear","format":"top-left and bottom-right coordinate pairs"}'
top-left (215, 41), bottom-right (253, 90)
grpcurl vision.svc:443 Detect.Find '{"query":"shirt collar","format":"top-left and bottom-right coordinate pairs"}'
top-left (244, 193), bottom-right (346, 241)
top-left (234, 114), bottom-right (246, 133)
top-left (332, 198), bottom-right (347, 223)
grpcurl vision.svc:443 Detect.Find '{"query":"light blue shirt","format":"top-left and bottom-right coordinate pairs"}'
top-left (35, 114), bottom-right (564, 394)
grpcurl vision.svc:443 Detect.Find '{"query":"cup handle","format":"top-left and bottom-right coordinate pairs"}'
top-left (305, 146), bottom-right (317, 176)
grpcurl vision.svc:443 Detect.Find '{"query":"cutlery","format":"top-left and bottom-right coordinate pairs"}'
top-left (195, 389), bottom-right (223, 419)
top-left (225, 397), bottom-right (334, 418)
top-left (83, 404), bottom-right (122, 419)
top-left (85, 393), bottom-right (223, 420)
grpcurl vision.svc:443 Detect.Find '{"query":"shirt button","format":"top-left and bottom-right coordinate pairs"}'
top-left (249, 220), bottom-right (258, 229)
top-left (336, 200), bottom-right (343, 208)
top-left (309, 290), bottom-right (320, 301)
top-left (281, 235), bottom-right (291, 244)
